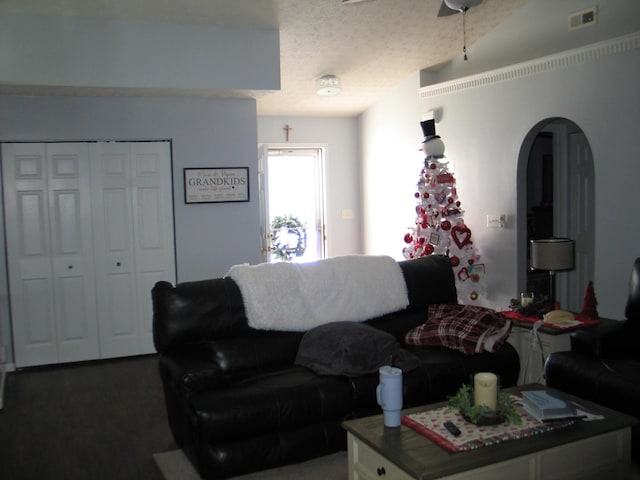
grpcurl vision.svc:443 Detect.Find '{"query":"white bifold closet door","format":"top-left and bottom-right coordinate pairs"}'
top-left (3, 143), bottom-right (99, 367)
top-left (90, 142), bottom-right (175, 358)
top-left (2, 141), bottom-right (175, 367)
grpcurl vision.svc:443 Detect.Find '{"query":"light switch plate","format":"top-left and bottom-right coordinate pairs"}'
top-left (487, 214), bottom-right (506, 228)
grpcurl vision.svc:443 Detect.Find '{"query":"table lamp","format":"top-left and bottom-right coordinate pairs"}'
top-left (530, 238), bottom-right (575, 306)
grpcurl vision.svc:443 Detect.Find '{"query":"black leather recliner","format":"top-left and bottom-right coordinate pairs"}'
top-left (545, 257), bottom-right (640, 453)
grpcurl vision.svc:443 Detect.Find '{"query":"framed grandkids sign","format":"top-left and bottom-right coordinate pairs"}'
top-left (184, 167), bottom-right (249, 203)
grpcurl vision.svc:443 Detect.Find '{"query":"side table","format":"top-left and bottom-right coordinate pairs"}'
top-left (507, 324), bottom-right (571, 385)
top-left (503, 311), bottom-right (602, 385)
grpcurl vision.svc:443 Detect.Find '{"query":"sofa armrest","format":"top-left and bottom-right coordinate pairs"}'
top-left (571, 320), bottom-right (638, 359)
top-left (159, 347), bottom-right (226, 394)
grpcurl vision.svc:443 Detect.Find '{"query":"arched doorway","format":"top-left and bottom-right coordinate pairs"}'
top-left (517, 118), bottom-right (595, 312)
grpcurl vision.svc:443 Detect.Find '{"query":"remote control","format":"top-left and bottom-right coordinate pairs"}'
top-left (443, 421), bottom-right (461, 436)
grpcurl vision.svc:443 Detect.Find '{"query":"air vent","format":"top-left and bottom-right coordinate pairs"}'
top-left (569, 6), bottom-right (597, 31)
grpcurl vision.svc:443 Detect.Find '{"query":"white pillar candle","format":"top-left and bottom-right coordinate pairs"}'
top-left (473, 372), bottom-right (498, 411)
top-left (520, 292), bottom-right (534, 307)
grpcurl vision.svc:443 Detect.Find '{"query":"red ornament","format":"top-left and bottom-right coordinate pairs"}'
top-left (429, 163), bottom-right (437, 170)
top-left (441, 220), bottom-right (451, 231)
top-left (414, 192), bottom-right (420, 198)
top-left (451, 225), bottom-right (472, 249)
top-left (468, 258), bottom-right (475, 265)
top-left (447, 197), bottom-right (454, 204)
top-left (424, 244), bottom-right (434, 255)
top-left (457, 267), bottom-right (470, 281)
top-left (419, 237), bottom-right (426, 245)
top-left (404, 233), bottom-right (413, 243)
top-left (450, 256), bottom-right (460, 267)
top-left (436, 173), bottom-right (454, 184)
top-left (456, 201), bottom-right (461, 207)
top-left (423, 192), bottom-right (429, 198)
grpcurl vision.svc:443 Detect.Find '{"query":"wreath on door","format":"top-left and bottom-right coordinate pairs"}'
top-left (270, 214), bottom-right (307, 262)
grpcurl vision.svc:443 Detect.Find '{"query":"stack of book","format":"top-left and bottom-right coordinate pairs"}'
top-left (520, 390), bottom-right (585, 422)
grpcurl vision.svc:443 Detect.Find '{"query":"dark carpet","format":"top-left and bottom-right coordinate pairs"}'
top-left (0, 355), bottom-right (175, 480)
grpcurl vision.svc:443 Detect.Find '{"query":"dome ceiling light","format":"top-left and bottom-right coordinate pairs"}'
top-left (316, 75), bottom-right (342, 96)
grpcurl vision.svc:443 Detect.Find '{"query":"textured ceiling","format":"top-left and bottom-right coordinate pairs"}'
top-left (0, 0), bottom-right (529, 116)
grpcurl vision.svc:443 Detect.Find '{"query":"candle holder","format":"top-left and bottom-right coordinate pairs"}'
top-left (448, 379), bottom-right (521, 426)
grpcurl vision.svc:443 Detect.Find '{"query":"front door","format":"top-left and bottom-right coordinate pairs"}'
top-left (259, 145), bottom-right (326, 264)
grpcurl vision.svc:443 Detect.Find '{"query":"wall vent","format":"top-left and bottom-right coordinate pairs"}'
top-left (569, 6), bottom-right (597, 31)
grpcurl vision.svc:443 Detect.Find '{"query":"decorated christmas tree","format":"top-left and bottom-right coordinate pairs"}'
top-left (403, 119), bottom-right (486, 304)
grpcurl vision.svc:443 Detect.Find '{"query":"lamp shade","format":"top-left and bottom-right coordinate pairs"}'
top-left (530, 238), bottom-right (575, 271)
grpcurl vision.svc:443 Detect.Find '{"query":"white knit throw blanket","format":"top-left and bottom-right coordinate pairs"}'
top-left (226, 255), bottom-right (409, 331)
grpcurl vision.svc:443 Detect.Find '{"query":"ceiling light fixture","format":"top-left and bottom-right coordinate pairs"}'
top-left (316, 75), bottom-right (342, 96)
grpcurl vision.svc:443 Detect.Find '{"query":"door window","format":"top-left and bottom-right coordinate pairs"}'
top-left (262, 147), bottom-right (326, 263)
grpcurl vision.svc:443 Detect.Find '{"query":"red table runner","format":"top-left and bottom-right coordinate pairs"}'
top-left (401, 401), bottom-right (576, 453)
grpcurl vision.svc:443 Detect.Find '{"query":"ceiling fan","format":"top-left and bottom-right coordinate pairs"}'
top-left (438, 0), bottom-right (483, 17)
top-left (437, 0), bottom-right (482, 60)
top-left (342, 1), bottom-right (482, 59)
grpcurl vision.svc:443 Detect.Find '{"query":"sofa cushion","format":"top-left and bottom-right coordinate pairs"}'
top-left (295, 321), bottom-right (419, 376)
top-left (204, 331), bottom-right (304, 374)
top-left (404, 304), bottom-right (512, 354)
top-left (189, 366), bottom-right (353, 442)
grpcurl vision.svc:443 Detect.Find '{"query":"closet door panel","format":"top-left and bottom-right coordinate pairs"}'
top-left (106, 272), bottom-right (137, 336)
top-left (2, 144), bottom-right (57, 366)
top-left (22, 278), bottom-right (54, 343)
top-left (131, 142), bottom-right (175, 353)
top-left (47, 143), bottom-right (99, 363)
top-left (90, 143), bottom-right (139, 358)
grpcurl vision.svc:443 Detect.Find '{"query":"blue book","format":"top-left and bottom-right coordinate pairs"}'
top-left (521, 390), bottom-right (581, 422)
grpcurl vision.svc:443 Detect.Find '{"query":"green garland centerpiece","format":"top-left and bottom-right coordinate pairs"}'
top-left (270, 214), bottom-right (308, 262)
top-left (448, 384), bottom-right (522, 426)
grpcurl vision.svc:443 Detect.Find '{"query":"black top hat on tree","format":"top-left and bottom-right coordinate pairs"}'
top-left (420, 119), bottom-right (445, 158)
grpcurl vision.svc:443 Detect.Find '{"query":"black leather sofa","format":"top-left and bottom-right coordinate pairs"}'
top-left (152, 255), bottom-right (520, 479)
top-left (545, 257), bottom-right (640, 458)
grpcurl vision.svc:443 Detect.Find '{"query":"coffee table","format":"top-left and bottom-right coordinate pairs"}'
top-left (342, 384), bottom-right (636, 480)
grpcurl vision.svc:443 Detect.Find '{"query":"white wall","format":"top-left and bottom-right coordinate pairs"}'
top-left (0, 14), bottom-right (280, 91)
top-left (360, 74), bottom-right (423, 258)
top-left (361, 34), bottom-right (640, 319)
top-left (257, 116), bottom-right (362, 257)
top-left (0, 94), bottom-right (264, 364)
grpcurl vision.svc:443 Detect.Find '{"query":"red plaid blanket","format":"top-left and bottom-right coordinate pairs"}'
top-left (404, 304), bottom-right (511, 354)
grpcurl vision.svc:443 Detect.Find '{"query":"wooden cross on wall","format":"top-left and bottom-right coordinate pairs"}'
top-left (283, 124), bottom-right (292, 142)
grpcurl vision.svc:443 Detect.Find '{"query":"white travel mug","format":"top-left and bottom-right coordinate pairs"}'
top-left (376, 366), bottom-right (403, 427)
